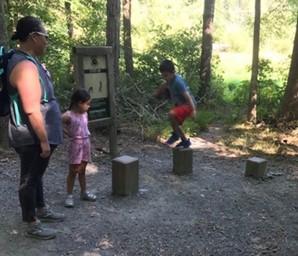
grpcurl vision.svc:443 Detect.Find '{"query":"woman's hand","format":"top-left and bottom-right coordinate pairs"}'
top-left (40, 141), bottom-right (51, 158)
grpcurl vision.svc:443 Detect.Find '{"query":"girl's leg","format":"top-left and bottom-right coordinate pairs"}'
top-left (78, 161), bottom-right (97, 201)
top-left (77, 162), bottom-right (88, 193)
top-left (65, 164), bottom-right (80, 208)
top-left (67, 164), bottom-right (78, 195)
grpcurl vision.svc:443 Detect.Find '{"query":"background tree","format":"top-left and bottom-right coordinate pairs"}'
top-left (123, 0), bottom-right (134, 76)
top-left (0, 0), bottom-right (9, 150)
top-left (198, 0), bottom-right (215, 103)
top-left (0, 0), bottom-right (8, 49)
top-left (247, 0), bottom-right (261, 123)
top-left (107, 0), bottom-right (121, 88)
top-left (279, 14), bottom-right (298, 121)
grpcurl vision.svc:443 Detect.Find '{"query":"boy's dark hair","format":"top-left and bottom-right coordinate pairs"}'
top-left (159, 59), bottom-right (175, 73)
top-left (69, 88), bottom-right (91, 109)
top-left (11, 16), bottom-right (42, 42)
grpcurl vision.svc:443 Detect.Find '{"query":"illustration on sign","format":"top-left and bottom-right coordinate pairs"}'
top-left (83, 56), bottom-right (108, 99)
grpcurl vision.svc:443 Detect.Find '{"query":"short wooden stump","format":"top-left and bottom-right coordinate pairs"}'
top-left (245, 157), bottom-right (267, 178)
top-left (173, 147), bottom-right (193, 176)
top-left (112, 155), bottom-right (139, 196)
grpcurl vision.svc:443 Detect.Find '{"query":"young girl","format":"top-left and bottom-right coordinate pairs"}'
top-left (62, 89), bottom-right (97, 208)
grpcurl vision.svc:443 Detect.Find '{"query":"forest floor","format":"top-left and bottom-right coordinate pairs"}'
top-left (0, 121), bottom-right (297, 256)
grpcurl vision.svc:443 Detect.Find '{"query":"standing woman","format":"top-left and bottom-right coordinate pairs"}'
top-left (7, 16), bottom-right (64, 240)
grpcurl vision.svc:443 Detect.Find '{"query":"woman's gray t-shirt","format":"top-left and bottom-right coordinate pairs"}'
top-left (6, 51), bottom-right (63, 147)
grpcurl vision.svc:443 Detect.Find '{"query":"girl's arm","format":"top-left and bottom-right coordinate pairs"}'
top-left (61, 112), bottom-right (71, 137)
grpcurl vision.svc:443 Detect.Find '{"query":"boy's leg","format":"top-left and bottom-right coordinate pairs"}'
top-left (168, 110), bottom-right (187, 141)
top-left (170, 105), bottom-right (193, 148)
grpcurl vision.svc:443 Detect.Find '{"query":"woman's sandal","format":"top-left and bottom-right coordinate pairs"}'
top-left (81, 191), bottom-right (97, 202)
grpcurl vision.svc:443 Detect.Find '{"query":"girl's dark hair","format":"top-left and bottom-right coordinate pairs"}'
top-left (159, 59), bottom-right (175, 73)
top-left (11, 16), bottom-right (43, 41)
top-left (69, 89), bottom-right (91, 110)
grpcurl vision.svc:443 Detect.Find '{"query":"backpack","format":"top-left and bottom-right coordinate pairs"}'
top-left (0, 46), bottom-right (14, 116)
top-left (0, 47), bottom-right (47, 121)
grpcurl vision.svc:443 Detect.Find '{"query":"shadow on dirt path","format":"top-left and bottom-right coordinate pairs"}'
top-left (0, 123), bottom-right (297, 256)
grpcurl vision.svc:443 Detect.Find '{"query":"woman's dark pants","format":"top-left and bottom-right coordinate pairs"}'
top-left (15, 145), bottom-right (56, 223)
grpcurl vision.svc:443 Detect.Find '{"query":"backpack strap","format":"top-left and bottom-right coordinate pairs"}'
top-left (19, 52), bottom-right (48, 103)
top-left (9, 50), bottom-right (48, 126)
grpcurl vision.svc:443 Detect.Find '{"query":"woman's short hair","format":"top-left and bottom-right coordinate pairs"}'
top-left (11, 16), bottom-right (42, 42)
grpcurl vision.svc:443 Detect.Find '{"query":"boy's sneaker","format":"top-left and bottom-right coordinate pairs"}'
top-left (81, 191), bottom-right (97, 202)
top-left (175, 139), bottom-right (191, 148)
top-left (36, 208), bottom-right (65, 223)
top-left (166, 132), bottom-right (180, 145)
top-left (25, 220), bottom-right (57, 240)
top-left (65, 195), bottom-right (74, 208)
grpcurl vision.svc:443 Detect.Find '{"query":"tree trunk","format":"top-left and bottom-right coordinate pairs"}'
top-left (106, 0), bottom-right (121, 88)
top-left (123, 0), bottom-right (134, 76)
top-left (0, 0), bottom-right (8, 48)
top-left (198, 0), bottom-right (215, 103)
top-left (0, 0), bottom-right (9, 150)
top-left (247, 0), bottom-right (261, 123)
top-left (64, 1), bottom-right (75, 84)
top-left (279, 15), bottom-right (298, 121)
top-left (65, 1), bottom-right (74, 38)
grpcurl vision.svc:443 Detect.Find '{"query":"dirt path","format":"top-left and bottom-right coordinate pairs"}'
top-left (0, 124), bottom-right (297, 256)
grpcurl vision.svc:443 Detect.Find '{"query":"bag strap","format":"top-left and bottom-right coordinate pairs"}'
top-left (16, 51), bottom-right (48, 103)
top-left (10, 50), bottom-right (48, 126)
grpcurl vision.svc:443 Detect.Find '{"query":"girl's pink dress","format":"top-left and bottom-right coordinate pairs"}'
top-left (65, 111), bottom-right (91, 164)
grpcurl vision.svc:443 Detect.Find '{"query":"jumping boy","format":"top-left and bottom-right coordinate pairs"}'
top-left (152, 59), bottom-right (196, 148)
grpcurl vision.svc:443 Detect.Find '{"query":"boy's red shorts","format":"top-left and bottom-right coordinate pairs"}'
top-left (172, 105), bottom-right (192, 125)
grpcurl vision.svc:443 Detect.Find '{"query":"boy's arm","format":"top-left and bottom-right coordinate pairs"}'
top-left (152, 82), bottom-right (170, 99)
top-left (182, 91), bottom-right (196, 118)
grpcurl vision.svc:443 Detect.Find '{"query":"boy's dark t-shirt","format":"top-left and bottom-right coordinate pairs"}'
top-left (167, 74), bottom-right (196, 107)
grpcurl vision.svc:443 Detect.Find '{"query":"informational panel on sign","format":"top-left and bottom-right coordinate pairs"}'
top-left (83, 55), bottom-right (110, 120)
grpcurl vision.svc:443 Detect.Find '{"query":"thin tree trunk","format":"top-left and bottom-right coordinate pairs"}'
top-left (106, 0), bottom-right (121, 88)
top-left (247, 0), bottom-right (261, 123)
top-left (65, 1), bottom-right (74, 38)
top-left (123, 0), bottom-right (134, 76)
top-left (0, 0), bottom-right (8, 47)
top-left (279, 14), bottom-right (298, 121)
top-left (65, 1), bottom-right (74, 84)
top-left (198, 0), bottom-right (215, 103)
top-left (0, 0), bottom-right (9, 150)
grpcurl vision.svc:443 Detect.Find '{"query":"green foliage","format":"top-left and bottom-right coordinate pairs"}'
top-left (133, 25), bottom-right (202, 96)
top-left (2, 0), bottom-right (296, 134)
top-left (257, 58), bottom-right (288, 121)
top-left (73, 0), bottom-right (106, 45)
top-left (219, 57), bottom-right (289, 124)
top-left (143, 109), bottom-right (216, 141)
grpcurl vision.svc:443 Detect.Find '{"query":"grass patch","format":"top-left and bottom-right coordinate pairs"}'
top-left (219, 123), bottom-right (298, 157)
top-left (143, 109), bottom-right (216, 141)
top-left (218, 52), bottom-right (251, 82)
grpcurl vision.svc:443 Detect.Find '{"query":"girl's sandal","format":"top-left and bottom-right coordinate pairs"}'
top-left (81, 191), bottom-right (97, 202)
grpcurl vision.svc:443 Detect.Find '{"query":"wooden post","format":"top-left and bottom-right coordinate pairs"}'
top-left (112, 155), bottom-right (139, 196)
top-left (245, 157), bottom-right (267, 178)
top-left (173, 148), bottom-right (193, 176)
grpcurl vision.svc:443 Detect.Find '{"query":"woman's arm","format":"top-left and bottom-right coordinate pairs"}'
top-left (9, 60), bottom-right (50, 158)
